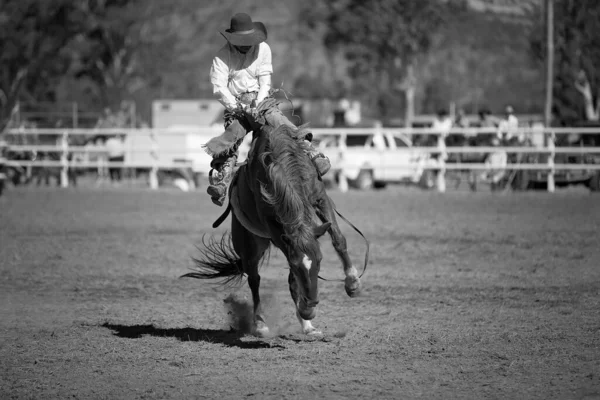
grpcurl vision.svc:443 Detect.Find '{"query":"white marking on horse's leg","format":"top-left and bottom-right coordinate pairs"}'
top-left (253, 313), bottom-right (270, 337)
top-left (255, 323), bottom-right (270, 338)
top-left (346, 265), bottom-right (358, 278)
top-left (344, 265), bottom-right (361, 297)
top-left (296, 309), bottom-right (322, 336)
top-left (302, 254), bottom-right (312, 272)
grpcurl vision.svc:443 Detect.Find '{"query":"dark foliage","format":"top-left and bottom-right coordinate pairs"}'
top-left (530, 0), bottom-right (600, 124)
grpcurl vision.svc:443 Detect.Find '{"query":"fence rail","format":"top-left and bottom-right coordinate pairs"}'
top-left (2, 126), bottom-right (599, 192)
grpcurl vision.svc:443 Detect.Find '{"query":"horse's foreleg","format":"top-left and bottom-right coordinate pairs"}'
top-left (231, 215), bottom-right (270, 337)
top-left (288, 273), bottom-right (322, 335)
top-left (315, 196), bottom-right (361, 297)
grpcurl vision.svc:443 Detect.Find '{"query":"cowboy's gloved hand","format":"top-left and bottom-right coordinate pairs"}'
top-left (228, 104), bottom-right (243, 115)
top-left (241, 100), bottom-right (258, 118)
top-left (249, 100), bottom-right (258, 118)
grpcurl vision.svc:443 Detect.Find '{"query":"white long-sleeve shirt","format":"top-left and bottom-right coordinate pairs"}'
top-left (497, 114), bottom-right (520, 141)
top-left (209, 42), bottom-right (273, 111)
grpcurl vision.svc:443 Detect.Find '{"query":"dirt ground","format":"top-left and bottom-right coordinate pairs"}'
top-left (1, 186), bottom-right (599, 399)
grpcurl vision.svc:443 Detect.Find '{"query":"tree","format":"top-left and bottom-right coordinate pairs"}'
top-left (71, 0), bottom-right (186, 109)
top-left (316, 0), bottom-right (465, 124)
top-left (0, 0), bottom-right (99, 132)
top-left (531, 0), bottom-right (600, 123)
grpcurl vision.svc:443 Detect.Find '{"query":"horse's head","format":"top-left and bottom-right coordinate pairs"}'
top-left (289, 222), bottom-right (331, 320)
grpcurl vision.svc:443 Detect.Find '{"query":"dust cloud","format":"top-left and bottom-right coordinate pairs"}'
top-left (223, 292), bottom-right (298, 337)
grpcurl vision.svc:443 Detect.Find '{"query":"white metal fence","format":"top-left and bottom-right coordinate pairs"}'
top-left (2, 125), bottom-right (599, 192)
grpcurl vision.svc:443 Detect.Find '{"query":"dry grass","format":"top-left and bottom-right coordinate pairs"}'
top-left (1, 186), bottom-right (599, 399)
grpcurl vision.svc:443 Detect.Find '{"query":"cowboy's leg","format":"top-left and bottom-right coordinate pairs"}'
top-left (262, 107), bottom-right (296, 130)
top-left (206, 119), bottom-right (247, 206)
top-left (263, 107), bottom-right (331, 177)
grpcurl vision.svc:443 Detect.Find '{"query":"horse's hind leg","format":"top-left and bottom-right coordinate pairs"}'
top-left (231, 215), bottom-right (271, 337)
top-left (315, 195), bottom-right (361, 297)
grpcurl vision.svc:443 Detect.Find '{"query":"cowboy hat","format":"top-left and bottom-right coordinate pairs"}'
top-left (220, 13), bottom-right (267, 46)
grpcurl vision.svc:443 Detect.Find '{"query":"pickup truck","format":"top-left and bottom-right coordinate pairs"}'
top-left (514, 152), bottom-right (600, 191)
top-left (314, 130), bottom-right (435, 190)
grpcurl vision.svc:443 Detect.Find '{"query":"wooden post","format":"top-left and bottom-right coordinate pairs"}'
top-left (544, 0), bottom-right (554, 128)
top-left (436, 130), bottom-right (447, 193)
top-left (60, 132), bottom-right (69, 188)
top-left (149, 128), bottom-right (159, 190)
top-left (547, 129), bottom-right (555, 193)
top-left (72, 102), bottom-right (78, 129)
top-left (542, 0), bottom-right (555, 195)
top-left (14, 101), bottom-right (21, 127)
top-left (338, 132), bottom-right (348, 193)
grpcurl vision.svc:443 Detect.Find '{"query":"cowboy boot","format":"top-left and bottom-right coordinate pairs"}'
top-left (206, 155), bottom-right (236, 206)
top-left (303, 140), bottom-right (331, 176)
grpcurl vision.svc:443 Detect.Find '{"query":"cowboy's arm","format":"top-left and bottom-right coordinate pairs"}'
top-left (256, 74), bottom-right (271, 104)
top-left (255, 43), bottom-right (274, 105)
top-left (210, 57), bottom-right (238, 111)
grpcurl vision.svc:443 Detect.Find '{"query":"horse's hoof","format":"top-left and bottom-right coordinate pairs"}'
top-left (344, 276), bottom-right (361, 297)
top-left (254, 322), bottom-right (270, 338)
top-left (304, 327), bottom-right (323, 336)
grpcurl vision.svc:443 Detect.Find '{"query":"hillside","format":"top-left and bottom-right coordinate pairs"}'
top-left (49, 1), bottom-right (545, 122)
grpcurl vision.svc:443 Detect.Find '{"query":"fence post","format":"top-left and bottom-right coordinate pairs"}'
top-left (60, 131), bottom-right (69, 188)
top-left (72, 102), bottom-right (78, 129)
top-left (436, 131), bottom-right (447, 193)
top-left (547, 129), bottom-right (555, 193)
top-left (149, 128), bottom-right (159, 190)
top-left (338, 132), bottom-right (348, 193)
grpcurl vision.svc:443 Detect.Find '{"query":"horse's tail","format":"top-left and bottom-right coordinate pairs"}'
top-left (181, 233), bottom-right (244, 286)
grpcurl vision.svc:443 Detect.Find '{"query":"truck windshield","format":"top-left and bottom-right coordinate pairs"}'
top-left (394, 136), bottom-right (409, 147)
top-left (346, 135), bottom-right (371, 147)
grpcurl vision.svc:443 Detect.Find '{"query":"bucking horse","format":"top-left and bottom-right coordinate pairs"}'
top-left (182, 120), bottom-right (368, 337)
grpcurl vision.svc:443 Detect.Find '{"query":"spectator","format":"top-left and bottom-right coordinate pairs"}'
top-left (332, 92), bottom-right (351, 128)
top-left (95, 108), bottom-right (116, 129)
top-left (114, 101), bottom-right (132, 128)
top-left (530, 121), bottom-right (545, 148)
top-left (454, 108), bottom-right (470, 129)
top-left (497, 105), bottom-right (520, 144)
top-left (477, 109), bottom-right (499, 146)
top-left (432, 109), bottom-right (453, 156)
top-left (478, 109), bottom-right (498, 128)
top-left (449, 108), bottom-right (470, 146)
top-left (105, 135), bottom-right (125, 182)
top-left (93, 137), bottom-right (109, 184)
top-left (83, 138), bottom-right (94, 165)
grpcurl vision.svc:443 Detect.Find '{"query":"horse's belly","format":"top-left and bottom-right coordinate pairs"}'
top-left (230, 176), bottom-right (271, 239)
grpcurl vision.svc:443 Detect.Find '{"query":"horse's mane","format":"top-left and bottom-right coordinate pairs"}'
top-left (259, 124), bottom-right (316, 252)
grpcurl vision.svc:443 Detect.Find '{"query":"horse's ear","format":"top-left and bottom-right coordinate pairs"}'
top-left (313, 222), bottom-right (331, 238)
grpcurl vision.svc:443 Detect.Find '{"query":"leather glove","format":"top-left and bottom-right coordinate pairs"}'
top-left (245, 100), bottom-right (258, 118)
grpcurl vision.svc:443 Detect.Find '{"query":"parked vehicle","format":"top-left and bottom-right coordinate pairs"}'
top-left (314, 130), bottom-right (435, 190)
top-left (0, 140), bottom-right (25, 194)
top-left (514, 152), bottom-right (600, 192)
top-left (513, 122), bottom-right (600, 192)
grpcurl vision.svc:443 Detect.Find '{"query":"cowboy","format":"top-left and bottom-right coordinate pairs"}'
top-left (497, 105), bottom-right (520, 144)
top-left (204, 13), bottom-right (330, 206)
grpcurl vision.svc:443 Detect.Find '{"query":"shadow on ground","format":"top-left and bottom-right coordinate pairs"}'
top-left (101, 323), bottom-right (284, 349)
